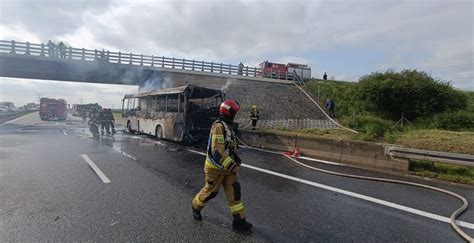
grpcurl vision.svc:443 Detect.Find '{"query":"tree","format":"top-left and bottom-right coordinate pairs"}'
top-left (357, 69), bottom-right (468, 120)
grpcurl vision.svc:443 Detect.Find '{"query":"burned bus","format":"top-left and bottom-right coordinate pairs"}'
top-left (122, 85), bottom-right (223, 143)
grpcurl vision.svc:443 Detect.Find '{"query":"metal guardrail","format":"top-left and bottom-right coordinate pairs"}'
top-left (0, 40), bottom-right (262, 77)
top-left (385, 145), bottom-right (474, 167)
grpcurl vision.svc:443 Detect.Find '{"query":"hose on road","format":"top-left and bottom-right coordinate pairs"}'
top-left (239, 120), bottom-right (253, 130)
top-left (236, 136), bottom-right (473, 242)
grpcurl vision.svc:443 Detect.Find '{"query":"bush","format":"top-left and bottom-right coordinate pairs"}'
top-left (463, 91), bottom-right (474, 112)
top-left (343, 115), bottom-right (393, 140)
top-left (428, 111), bottom-right (474, 131)
top-left (306, 80), bottom-right (363, 117)
top-left (357, 70), bottom-right (468, 120)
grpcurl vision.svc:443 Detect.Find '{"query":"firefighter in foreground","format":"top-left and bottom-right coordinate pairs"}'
top-left (250, 105), bottom-right (260, 130)
top-left (192, 99), bottom-right (253, 231)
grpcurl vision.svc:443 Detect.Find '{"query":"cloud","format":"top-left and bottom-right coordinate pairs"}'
top-left (0, 0), bottom-right (112, 41)
top-left (0, 0), bottom-right (472, 90)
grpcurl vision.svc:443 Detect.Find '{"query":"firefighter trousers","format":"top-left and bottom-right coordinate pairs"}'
top-left (192, 172), bottom-right (245, 219)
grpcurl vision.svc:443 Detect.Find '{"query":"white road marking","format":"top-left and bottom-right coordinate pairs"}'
top-left (186, 149), bottom-right (206, 156)
top-left (62, 130), bottom-right (68, 136)
top-left (185, 149), bottom-right (474, 230)
top-left (81, 154), bottom-right (111, 184)
top-left (112, 146), bottom-right (138, 161)
top-left (298, 156), bottom-right (346, 166)
top-left (3, 112), bottom-right (36, 125)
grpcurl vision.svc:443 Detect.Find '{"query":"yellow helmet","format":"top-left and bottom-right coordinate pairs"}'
top-left (252, 105), bottom-right (257, 109)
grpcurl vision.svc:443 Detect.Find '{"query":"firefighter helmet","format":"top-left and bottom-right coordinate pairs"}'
top-left (220, 99), bottom-right (240, 117)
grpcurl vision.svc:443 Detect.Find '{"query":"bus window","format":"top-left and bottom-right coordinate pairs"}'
top-left (139, 98), bottom-right (147, 111)
top-left (166, 94), bottom-right (180, 113)
top-left (156, 96), bottom-right (166, 112)
top-left (146, 96), bottom-right (155, 112)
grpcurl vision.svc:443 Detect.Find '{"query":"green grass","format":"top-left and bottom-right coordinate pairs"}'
top-left (271, 128), bottom-right (359, 141)
top-left (409, 160), bottom-right (474, 186)
top-left (395, 129), bottom-right (474, 155)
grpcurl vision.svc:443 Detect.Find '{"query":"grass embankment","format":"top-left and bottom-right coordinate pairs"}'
top-left (112, 112), bottom-right (124, 126)
top-left (300, 72), bottom-right (474, 185)
top-left (409, 160), bottom-right (474, 186)
top-left (272, 127), bottom-right (358, 141)
top-left (399, 129), bottom-right (474, 185)
top-left (396, 129), bottom-right (474, 155)
top-left (271, 128), bottom-right (474, 154)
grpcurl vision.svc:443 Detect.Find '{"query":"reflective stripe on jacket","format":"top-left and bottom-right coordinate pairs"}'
top-left (205, 120), bottom-right (238, 172)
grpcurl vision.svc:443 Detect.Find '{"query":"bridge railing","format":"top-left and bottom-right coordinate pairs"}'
top-left (0, 40), bottom-right (261, 77)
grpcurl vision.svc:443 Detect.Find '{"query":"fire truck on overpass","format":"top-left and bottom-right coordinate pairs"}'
top-left (259, 61), bottom-right (311, 81)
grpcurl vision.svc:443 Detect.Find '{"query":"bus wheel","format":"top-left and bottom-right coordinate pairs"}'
top-left (155, 125), bottom-right (163, 140)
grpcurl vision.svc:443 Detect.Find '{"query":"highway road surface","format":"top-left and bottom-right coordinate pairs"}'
top-left (1, 112), bottom-right (473, 242)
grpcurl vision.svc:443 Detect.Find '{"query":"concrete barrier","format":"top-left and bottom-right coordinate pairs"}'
top-left (239, 130), bottom-right (409, 174)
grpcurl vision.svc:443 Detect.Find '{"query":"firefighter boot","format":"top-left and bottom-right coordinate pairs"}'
top-left (232, 216), bottom-right (253, 231)
top-left (192, 206), bottom-right (202, 221)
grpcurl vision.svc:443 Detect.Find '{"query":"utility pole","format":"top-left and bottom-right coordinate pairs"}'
top-left (317, 79), bottom-right (320, 101)
top-left (34, 92), bottom-right (41, 104)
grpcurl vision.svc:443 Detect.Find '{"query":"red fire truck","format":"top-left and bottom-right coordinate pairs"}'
top-left (39, 98), bottom-right (68, 121)
top-left (259, 61), bottom-right (311, 80)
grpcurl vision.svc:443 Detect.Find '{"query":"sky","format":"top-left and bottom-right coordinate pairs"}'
top-left (0, 0), bottom-right (473, 107)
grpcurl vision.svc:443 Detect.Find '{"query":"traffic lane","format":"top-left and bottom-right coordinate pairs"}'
top-left (295, 151), bottom-right (474, 223)
top-left (85, 142), bottom-right (267, 242)
top-left (113, 136), bottom-right (466, 242)
top-left (0, 112), bottom-right (74, 134)
top-left (3, 126), bottom-right (468, 242)
top-left (238, 148), bottom-right (474, 225)
top-left (241, 165), bottom-right (460, 242)
top-left (0, 128), bottom-right (265, 242)
top-left (0, 130), bottom-right (111, 241)
top-left (115, 134), bottom-right (470, 224)
top-left (0, 110), bottom-right (35, 124)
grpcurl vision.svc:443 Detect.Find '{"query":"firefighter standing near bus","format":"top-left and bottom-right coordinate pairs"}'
top-left (250, 105), bottom-right (260, 130)
top-left (192, 99), bottom-right (253, 231)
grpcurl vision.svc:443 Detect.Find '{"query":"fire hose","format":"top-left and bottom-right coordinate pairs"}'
top-left (236, 136), bottom-right (473, 242)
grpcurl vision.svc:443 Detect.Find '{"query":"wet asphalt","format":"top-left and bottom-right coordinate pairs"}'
top-left (0, 113), bottom-right (473, 242)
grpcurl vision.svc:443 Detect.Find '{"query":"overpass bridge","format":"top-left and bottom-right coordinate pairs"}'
top-left (0, 40), bottom-right (336, 129)
top-left (0, 40), bottom-right (273, 86)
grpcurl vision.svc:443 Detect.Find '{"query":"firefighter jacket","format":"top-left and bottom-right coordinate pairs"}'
top-left (98, 111), bottom-right (105, 122)
top-left (250, 109), bottom-right (260, 121)
top-left (88, 112), bottom-right (100, 124)
top-left (205, 120), bottom-right (239, 174)
top-left (104, 111), bottom-right (115, 122)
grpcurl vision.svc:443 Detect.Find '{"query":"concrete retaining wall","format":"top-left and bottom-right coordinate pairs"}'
top-left (239, 130), bottom-right (409, 174)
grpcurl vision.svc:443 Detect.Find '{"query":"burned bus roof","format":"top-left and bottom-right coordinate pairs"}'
top-left (123, 85), bottom-right (222, 99)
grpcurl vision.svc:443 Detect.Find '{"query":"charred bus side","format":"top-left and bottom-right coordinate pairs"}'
top-left (122, 85), bottom-right (223, 143)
